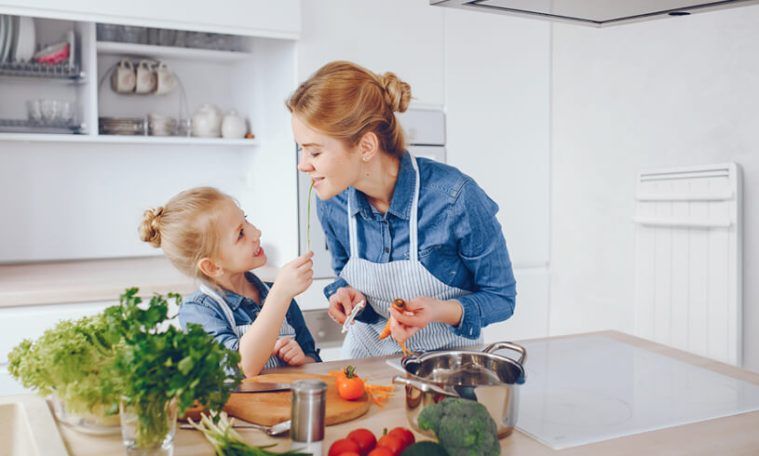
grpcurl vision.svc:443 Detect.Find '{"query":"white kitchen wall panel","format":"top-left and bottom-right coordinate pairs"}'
top-left (297, 0), bottom-right (445, 107)
top-left (444, 8), bottom-right (551, 268)
top-left (0, 0), bottom-right (300, 38)
top-left (633, 163), bottom-right (742, 366)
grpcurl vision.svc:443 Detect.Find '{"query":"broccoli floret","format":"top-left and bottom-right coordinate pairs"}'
top-left (417, 398), bottom-right (500, 456)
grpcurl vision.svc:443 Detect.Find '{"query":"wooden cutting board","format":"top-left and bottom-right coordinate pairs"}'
top-left (223, 373), bottom-right (371, 426)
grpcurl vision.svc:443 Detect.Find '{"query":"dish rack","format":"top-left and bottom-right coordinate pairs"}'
top-left (0, 60), bottom-right (83, 80)
top-left (0, 118), bottom-right (83, 134)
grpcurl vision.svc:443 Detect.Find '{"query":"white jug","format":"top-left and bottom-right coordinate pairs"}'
top-left (221, 111), bottom-right (247, 139)
top-left (191, 104), bottom-right (223, 137)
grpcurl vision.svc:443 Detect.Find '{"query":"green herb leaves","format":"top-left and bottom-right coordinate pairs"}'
top-left (108, 288), bottom-right (242, 447)
top-left (108, 288), bottom-right (242, 415)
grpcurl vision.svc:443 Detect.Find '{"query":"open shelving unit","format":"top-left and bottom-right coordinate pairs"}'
top-left (0, 13), bottom-right (300, 265)
top-left (0, 18), bottom-right (273, 146)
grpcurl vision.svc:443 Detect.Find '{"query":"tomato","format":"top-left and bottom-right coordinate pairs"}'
top-left (347, 428), bottom-right (377, 455)
top-left (328, 438), bottom-right (361, 456)
top-left (338, 376), bottom-right (365, 400)
top-left (376, 434), bottom-right (405, 456)
top-left (366, 448), bottom-right (394, 456)
top-left (337, 365), bottom-right (365, 400)
top-left (337, 453), bottom-right (361, 456)
top-left (387, 427), bottom-right (414, 450)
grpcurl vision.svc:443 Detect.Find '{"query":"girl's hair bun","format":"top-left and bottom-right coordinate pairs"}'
top-left (139, 206), bottom-right (164, 248)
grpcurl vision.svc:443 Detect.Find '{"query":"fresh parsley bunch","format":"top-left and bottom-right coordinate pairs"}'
top-left (8, 312), bottom-right (121, 420)
top-left (105, 288), bottom-right (242, 447)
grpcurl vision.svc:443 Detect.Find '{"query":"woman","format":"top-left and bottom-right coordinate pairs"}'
top-left (287, 61), bottom-right (516, 358)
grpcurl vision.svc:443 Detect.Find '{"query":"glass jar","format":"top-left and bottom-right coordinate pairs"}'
top-left (48, 394), bottom-right (121, 435)
top-left (120, 398), bottom-right (178, 456)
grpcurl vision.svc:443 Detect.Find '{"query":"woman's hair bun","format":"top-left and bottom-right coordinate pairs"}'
top-left (139, 206), bottom-right (164, 248)
top-left (379, 71), bottom-right (411, 113)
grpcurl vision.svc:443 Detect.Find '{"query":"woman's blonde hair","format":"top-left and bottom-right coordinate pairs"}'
top-left (139, 187), bottom-right (230, 282)
top-left (286, 60), bottom-right (412, 157)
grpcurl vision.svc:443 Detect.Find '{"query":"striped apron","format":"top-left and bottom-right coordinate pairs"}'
top-left (200, 283), bottom-right (295, 369)
top-left (340, 154), bottom-right (482, 358)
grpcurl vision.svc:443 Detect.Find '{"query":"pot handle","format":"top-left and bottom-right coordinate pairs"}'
top-left (392, 376), bottom-right (458, 397)
top-left (483, 341), bottom-right (527, 365)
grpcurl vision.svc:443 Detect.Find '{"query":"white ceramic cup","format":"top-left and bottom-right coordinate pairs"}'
top-left (154, 62), bottom-right (177, 96)
top-left (134, 60), bottom-right (157, 94)
top-left (110, 59), bottom-right (136, 93)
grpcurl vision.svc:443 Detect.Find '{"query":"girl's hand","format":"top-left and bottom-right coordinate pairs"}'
top-left (389, 297), bottom-right (464, 342)
top-left (271, 252), bottom-right (314, 299)
top-left (273, 336), bottom-right (306, 366)
top-left (327, 286), bottom-right (366, 325)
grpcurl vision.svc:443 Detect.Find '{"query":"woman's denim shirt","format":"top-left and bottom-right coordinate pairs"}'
top-left (317, 152), bottom-right (517, 340)
top-left (179, 272), bottom-right (321, 362)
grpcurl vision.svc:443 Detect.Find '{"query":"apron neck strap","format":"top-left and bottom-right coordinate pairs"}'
top-left (408, 154), bottom-right (420, 263)
top-left (199, 283), bottom-right (239, 336)
top-left (347, 153), bottom-right (421, 262)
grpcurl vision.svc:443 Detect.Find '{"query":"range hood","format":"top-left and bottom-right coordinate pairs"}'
top-left (431, 0), bottom-right (759, 26)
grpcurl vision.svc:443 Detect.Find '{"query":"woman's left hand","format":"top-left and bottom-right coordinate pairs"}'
top-left (389, 297), bottom-right (463, 342)
top-left (273, 336), bottom-right (307, 366)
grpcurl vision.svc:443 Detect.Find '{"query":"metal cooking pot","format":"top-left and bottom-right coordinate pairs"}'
top-left (392, 341), bottom-right (526, 439)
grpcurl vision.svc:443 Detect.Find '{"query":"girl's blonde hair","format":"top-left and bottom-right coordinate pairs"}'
top-left (139, 187), bottom-right (229, 282)
top-left (286, 60), bottom-right (412, 157)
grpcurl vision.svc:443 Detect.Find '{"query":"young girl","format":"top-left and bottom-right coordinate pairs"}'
top-left (139, 187), bottom-right (320, 377)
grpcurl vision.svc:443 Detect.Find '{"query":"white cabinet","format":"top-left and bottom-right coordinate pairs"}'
top-left (444, 9), bottom-right (551, 268)
top-left (0, 0), bottom-right (300, 38)
top-left (297, 0), bottom-right (445, 107)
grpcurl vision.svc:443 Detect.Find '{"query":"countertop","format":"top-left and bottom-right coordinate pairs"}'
top-left (50, 331), bottom-right (759, 455)
top-left (0, 257), bottom-right (278, 307)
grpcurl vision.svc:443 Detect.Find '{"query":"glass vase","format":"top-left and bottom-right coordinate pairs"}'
top-left (119, 397), bottom-right (178, 456)
top-left (48, 394), bottom-right (121, 435)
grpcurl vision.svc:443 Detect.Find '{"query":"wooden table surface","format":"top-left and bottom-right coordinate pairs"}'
top-left (55, 331), bottom-right (759, 455)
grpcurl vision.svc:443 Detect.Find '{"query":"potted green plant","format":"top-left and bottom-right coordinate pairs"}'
top-left (8, 312), bottom-right (122, 434)
top-left (105, 288), bottom-right (241, 455)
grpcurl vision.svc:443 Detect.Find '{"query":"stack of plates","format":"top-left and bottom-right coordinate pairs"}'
top-left (0, 15), bottom-right (36, 64)
top-left (99, 117), bottom-right (147, 136)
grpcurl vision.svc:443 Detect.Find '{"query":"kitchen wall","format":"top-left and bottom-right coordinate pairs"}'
top-left (549, 6), bottom-right (759, 372)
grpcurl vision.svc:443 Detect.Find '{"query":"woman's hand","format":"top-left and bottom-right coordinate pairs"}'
top-left (271, 252), bottom-right (314, 300)
top-left (273, 336), bottom-right (307, 366)
top-left (389, 297), bottom-right (464, 342)
top-left (327, 286), bottom-right (366, 325)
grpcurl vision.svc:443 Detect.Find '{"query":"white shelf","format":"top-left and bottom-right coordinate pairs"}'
top-left (0, 133), bottom-right (258, 146)
top-left (96, 41), bottom-right (252, 62)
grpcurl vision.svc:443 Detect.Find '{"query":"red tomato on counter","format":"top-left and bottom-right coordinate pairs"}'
top-left (387, 427), bottom-right (414, 449)
top-left (347, 428), bottom-right (377, 455)
top-left (376, 433), bottom-right (405, 456)
top-left (328, 438), bottom-right (361, 456)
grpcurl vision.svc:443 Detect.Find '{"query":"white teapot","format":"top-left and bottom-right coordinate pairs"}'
top-left (221, 110), bottom-right (247, 139)
top-left (191, 104), bottom-right (222, 137)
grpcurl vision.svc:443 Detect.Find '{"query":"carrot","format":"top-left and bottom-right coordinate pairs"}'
top-left (378, 320), bottom-right (392, 340)
top-left (364, 384), bottom-right (396, 407)
top-left (379, 299), bottom-right (412, 356)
